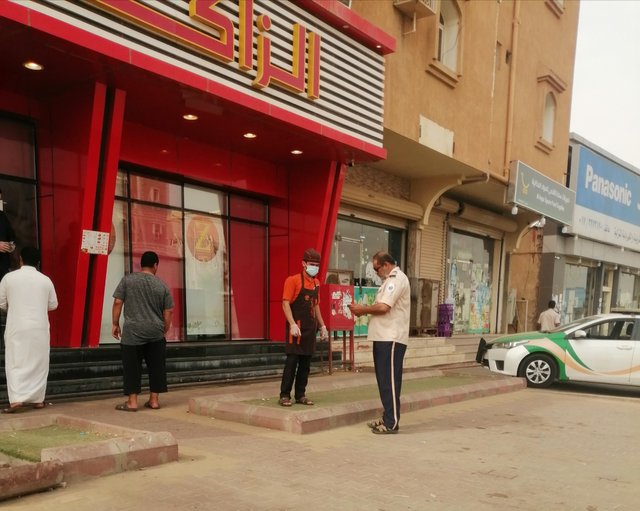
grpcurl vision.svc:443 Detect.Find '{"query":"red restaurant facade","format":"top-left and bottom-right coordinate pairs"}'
top-left (0, 0), bottom-right (393, 349)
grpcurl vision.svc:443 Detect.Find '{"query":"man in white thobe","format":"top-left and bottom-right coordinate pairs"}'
top-left (0, 246), bottom-right (58, 413)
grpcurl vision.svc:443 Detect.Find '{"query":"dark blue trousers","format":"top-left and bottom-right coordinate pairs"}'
top-left (373, 341), bottom-right (407, 430)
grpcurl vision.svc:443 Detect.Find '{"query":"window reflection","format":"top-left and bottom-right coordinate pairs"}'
top-left (100, 170), bottom-right (267, 343)
top-left (329, 217), bottom-right (404, 287)
top-left (447, 231), bottom-right (493, 334)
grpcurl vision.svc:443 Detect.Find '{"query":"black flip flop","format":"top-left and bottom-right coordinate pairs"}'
top-left (144, 401), bottom-right (160, 410)
top-left (2, 404), bottom-right (29, 414)
top-left (115, 402), bottom-right (138, 412)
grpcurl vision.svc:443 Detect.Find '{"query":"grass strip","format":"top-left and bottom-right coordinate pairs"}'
top-left (247, 375), bottom-right (476, 408)
top-left (0, 425), bottom-right (112, 462)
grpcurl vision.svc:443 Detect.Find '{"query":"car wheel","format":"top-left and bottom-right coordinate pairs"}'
top-left (519, 354), bottom-right (557, 388)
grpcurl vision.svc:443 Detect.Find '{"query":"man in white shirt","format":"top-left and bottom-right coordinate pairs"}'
top-left (350, 251), bottom-right (410, 435)
top-left (538, 300), bottom-right (561, 332)
top-left (0, 246), bottom-right (58, 413)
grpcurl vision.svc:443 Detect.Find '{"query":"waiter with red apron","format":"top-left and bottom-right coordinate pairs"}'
top-left (279, 248), bottom-right (328, 406)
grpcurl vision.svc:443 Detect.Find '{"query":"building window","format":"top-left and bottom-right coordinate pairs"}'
top-left (536, 72), bottom-right (565, 154)
top-left (437, 14), bottom-right (445, 62)
top-left (545, 0), bottom-right (565, 18)
top-left (437, 0), bottom-right (460, 72)
top-left (427, 0), bottom-right (461, 88)
top-left (100, 169), bottom-right (268, 344)
top-left (542, 92), bottom-right (556, 143)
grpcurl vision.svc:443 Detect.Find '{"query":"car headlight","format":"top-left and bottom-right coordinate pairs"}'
top-left (495, 340), bottom-right (530, 349)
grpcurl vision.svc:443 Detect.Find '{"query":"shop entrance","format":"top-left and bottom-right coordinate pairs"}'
top-left (447, 230), bottom-right (493, 334)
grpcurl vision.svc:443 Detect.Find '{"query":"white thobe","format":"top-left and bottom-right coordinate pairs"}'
top-left (0, 265), bottom-right (58, 404)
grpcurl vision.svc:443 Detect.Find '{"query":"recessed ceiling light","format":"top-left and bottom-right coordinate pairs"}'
top-left (376, 44), bottom-right (382, 49)
top-left (23, 61), bottom-right (44, 71)
top-left (243, 132), bottom-right (257, 139)
top-left (291, 149), bottom-right (303, 155)
top-left (183, 114), bottom-right (198, 121)
top-left (342, 24), bottom-right (349, 29)
top-left (160, 149), bottom-right (169, 154)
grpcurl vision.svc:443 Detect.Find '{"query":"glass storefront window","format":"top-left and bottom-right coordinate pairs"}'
top-left (447, 230), bottom-right (493, 334)
top-left (230, 195), bottom-right (266, 222)
top-left (329, 217), bottom-right (405, 337)
top-left (0, 117), bottom-right (38, 276)
top-left (185, 212), bottom-right (227, 338)
top-left (131, 203), bottom-right (184, 341)
top-left (0, 118), bottom-right (36, 179)
top-left (329, 217), bottom-right (405, 286)
top-left (100, 170), bottom-right (267, 344)
top-left (185, 185), bottom-right (226, 215)
top-left (618, 272), bottom-right (640, 309)
top-left (230, 221), bottom-right (267, 339)
top-left (560, 263), bottom-right (596, 323)
top-left (130, 175), bottom-right (182, 207)
top-left (100, 200), bottom-right (129, 342)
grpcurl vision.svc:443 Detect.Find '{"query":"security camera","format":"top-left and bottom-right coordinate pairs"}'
top-left (528, 216), bottom-right (546, 229)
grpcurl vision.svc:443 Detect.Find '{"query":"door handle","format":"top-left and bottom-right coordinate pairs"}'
top-left (616, 345), bottom-right (633, 350)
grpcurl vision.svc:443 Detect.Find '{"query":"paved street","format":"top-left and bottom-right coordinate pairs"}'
top-left (3, 376), bottom-right (640, 511)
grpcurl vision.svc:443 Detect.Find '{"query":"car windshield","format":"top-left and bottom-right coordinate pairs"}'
top-left (548, 318), bottom-right (584, 333)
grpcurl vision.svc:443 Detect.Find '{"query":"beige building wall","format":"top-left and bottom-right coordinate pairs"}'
top-left (345, 0), bottom-right (579, 333)
top-left (352, 0), bottom-right (578, 180)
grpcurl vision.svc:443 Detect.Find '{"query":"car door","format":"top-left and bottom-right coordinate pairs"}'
top-left (629, 320), bottom-right (640, 386)
top-left (566, 319), bottom-right (634, 384)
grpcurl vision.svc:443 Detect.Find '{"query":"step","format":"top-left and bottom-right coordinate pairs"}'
top-left (3, 362), bottom-right (330, 400)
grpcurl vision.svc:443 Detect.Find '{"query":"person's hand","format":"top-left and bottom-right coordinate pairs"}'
top-left (290, 323), bottom-right (301, 338)
top-left (0, 241), bottom-right (12, 253)
top-left (319, 325), bottom-right (328, 340)
top-left (112, 324), bottom-right (121, 340)
top-left (349, 304), bottom-right (364, 317)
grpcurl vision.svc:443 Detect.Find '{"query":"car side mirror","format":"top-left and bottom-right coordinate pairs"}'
top-left (574, 329), bottom-right (587, 339)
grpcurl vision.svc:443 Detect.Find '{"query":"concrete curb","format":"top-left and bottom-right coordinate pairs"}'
top-left (190, 374), bottom-right (526, 434)
top-left (0, 414), bottom-right (178, 500)
top-left (0, 460), bottom-right (64, 502)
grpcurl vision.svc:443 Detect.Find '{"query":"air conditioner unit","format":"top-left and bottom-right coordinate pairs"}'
top-left (393, 0), bottom-right (436, 19)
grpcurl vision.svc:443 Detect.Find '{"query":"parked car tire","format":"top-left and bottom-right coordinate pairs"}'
top-left (519, 354), bottom-right (557, 388)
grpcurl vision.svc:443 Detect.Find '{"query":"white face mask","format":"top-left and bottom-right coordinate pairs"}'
top-left (305, 263), bottom-right (319, 277)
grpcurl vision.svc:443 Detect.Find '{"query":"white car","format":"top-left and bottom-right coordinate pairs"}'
top-left (476, 313), bottom-right (639, 388)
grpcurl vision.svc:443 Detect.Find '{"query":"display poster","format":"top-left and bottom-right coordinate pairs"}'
top-left (353, 286), bottom-right (378, 336)
top-left (100, 203), bottom-right (128, 344)
top-left (81, 229), bottom-right (110, 255)
top-left (185, 213), bottom-right (226, 336)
